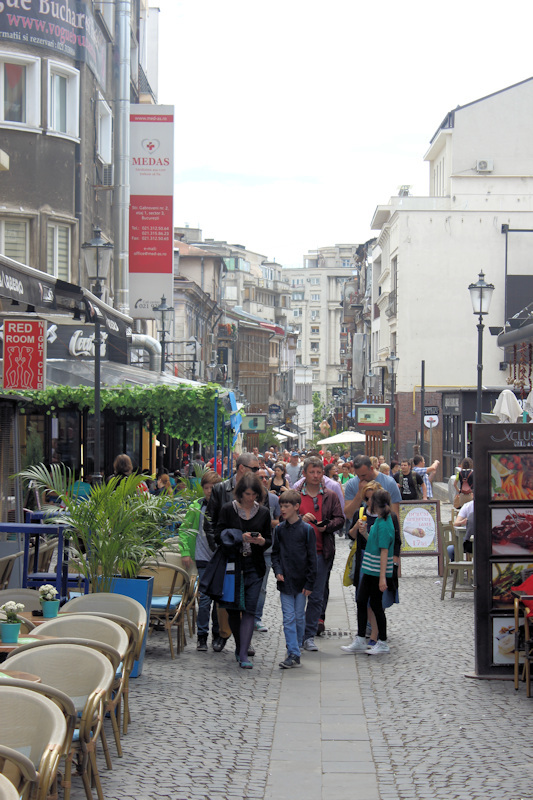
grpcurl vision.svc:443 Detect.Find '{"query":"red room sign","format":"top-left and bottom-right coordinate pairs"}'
top-left (3, 319), bottom-right (46, 390)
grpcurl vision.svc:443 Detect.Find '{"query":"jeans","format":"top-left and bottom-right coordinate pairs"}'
top-left (280, 592), bottom-right (307, 657)
top-left (196, 562), bottom-right (220, 638)
top-left (304, 552), bottom-right (332, 641)
top-left (254, 553), bottom-right (272, 622)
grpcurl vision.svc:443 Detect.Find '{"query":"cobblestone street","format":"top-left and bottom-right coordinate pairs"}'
top-left (70, 504), bottom-right (533, 800)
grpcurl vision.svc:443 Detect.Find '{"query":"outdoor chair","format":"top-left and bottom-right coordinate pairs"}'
top-left (139, 561), bottom-right (190, 658)
top-left (5, 643), bottom-right (115, 800)
top-left (27, 614), bottom-right (130, 759)
top-left (439, 523), bottom-right (474, 600)
top-left (0, 677), bottom-right (76, 799)
top-left (0, 588), bottom-right (42, 612)
top-left (59, 608), bottom-right (141, 735)
top-left (0, 745), bottom-right (38, 800)
top-left (0, 551), bottom-right (24, 591)
top-left (0, 685), bottom-right (67, 800)
top-left (7, 638), bottom-right (121, 769)
top-left (0, 770), bottom-right (23, 800)
top-left (160, 548), bottom-right (199, 637)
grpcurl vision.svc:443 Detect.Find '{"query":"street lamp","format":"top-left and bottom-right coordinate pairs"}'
top-left (386, 351), bottom-right (400, 460)
top-left (154, 295), bottom-right (173, 372)
top-left (468, 271), bottom-right (495, 423)
top-left (81, 226), bottom-right (113, 484)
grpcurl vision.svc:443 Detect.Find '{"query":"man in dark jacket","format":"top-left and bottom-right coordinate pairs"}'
top-left (297, 456), bottom-right (344, 651)
top-left (204, 451), bottom-right (260, 650)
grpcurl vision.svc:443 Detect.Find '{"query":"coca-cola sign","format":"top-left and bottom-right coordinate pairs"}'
top-left (46, 324), bottom-right (109, 360)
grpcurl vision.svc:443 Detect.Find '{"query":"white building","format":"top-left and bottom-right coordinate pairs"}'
top-left (370, 77), bottom-right (533, 471)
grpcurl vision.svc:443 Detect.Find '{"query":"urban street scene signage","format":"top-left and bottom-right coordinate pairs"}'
top-left (398, 500), bottom-right (440, 558)
top-left (129, 105), bottom-right (174, 319)
top-left (3, 318), bottom-right (46, 390)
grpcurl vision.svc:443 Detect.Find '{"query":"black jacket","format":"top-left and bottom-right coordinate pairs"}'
top-left (214, 502), bottom-right (272, 577)
top-left (271, 518), bottom-right (317, 595)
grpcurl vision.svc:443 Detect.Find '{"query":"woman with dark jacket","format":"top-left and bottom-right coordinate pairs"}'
top-left (214, 473), bottom-right (272, 668)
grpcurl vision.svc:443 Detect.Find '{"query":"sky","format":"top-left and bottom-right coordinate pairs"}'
top-left (155, 0), bottom-right (533, 268)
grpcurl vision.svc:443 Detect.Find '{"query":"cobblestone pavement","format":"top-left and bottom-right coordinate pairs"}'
top-left (69, 502), bottom-right (533, 800)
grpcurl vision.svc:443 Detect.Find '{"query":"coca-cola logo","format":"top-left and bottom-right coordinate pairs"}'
top-left (68, 329), bottom-right (108, 358)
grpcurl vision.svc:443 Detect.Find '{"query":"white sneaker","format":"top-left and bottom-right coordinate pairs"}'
top-left (340, 636), bottom-right (368, 654)
top-left (366, 639), bottom-right (390, 655)
top-left (303, 637), bottom-right (318, 651)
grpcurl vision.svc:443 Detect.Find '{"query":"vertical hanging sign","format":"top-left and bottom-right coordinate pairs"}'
top-left (3, 319), bottom-right (46, 390)
top-left (129, 105), bottom-right (174, 319)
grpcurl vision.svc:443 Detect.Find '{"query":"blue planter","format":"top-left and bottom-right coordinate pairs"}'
top-left (108, 575), bottom-right (154, 678)
top-left (0, 622), bottom-right (21, 643)
top-left (41, 600), bottom-right (60, 618)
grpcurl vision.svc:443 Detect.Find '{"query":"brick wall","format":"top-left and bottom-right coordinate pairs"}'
top-left (395, 391), bottom-right (443, 481)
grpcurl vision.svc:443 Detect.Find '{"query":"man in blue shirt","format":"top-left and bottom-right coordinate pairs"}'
top-left (343, 455), bottom-right (402, 523)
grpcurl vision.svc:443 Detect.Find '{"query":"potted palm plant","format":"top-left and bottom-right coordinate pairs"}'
top-left (18, 463), bottom-right (185, 674)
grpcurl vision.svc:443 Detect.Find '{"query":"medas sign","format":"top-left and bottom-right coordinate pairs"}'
top-left (0, 0), bottom-right (106, 87)
top-left (3, 319), bottom-right (46, 390)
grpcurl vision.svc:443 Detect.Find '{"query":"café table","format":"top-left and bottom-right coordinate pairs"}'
top-left (0, 669), bottom-right (41, 682)
top-left (0, 634), bottom-right (52, 656)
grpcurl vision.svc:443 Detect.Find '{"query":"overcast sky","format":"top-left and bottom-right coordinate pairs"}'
top-left (155, 0), bottom-right (533, 268)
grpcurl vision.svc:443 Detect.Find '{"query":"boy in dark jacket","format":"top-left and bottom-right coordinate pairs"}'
top-left (272, 490), bottom-right (317, 669)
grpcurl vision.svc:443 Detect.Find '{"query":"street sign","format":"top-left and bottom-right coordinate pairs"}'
top-left (424, 415), bottom-right (439, 428)
top-left (3, 319), bottom-right (46, 390)
top-left (424, 406), bottom-right (439, 416)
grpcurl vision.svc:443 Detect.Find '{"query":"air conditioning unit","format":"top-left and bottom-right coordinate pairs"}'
top-left (102, 164), bottom-right (114, 186)
top-left (476, 159), bottom-right (493, 173)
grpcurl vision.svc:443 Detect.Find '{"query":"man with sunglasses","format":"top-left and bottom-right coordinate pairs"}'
top-left (297, 456), bottom-right (344, 651)
top-left (204, 451), bottom-right (262, 651)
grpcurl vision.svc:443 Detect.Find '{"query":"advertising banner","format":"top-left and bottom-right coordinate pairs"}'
top-left (0, 1), bottom-right (106, 87)
top-left (398, 500), bottom-right (440, 557)
top-left (3, 318), bottom-right (46, 390)
top-left (129, 105), bottom-right (174, 319)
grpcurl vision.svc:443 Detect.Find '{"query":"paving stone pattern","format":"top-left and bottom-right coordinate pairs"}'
top-left (69, 503), bottom-right (533, 800)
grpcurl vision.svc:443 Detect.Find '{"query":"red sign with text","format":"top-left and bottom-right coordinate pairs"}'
top-left (3, 319), bottom-right (46, 390)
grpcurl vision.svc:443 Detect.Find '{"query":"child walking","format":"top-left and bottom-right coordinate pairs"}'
top-left (344, 488), bottom-right (395, 655)
top-left (271, 490), bottom-right (317, 669)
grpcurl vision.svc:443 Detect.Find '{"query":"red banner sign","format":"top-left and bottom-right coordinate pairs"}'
top-left (3, 319), bottom-right (46, 390)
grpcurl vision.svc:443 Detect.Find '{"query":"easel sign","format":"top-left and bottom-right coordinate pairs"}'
top-left (399, 500), bottom-right (440, 556)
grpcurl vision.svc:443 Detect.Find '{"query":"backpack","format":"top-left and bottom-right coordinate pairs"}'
top-left (459, 469), bottom-right (473, 494)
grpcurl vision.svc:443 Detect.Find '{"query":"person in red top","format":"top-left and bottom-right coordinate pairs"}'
top-left (207, 451), bottom-right (223, 476)
top-left (298, 456), bottom-right (344, 652)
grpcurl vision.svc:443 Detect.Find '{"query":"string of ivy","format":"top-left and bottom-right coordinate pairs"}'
top-left (7, 383), bottom-right (230, 443)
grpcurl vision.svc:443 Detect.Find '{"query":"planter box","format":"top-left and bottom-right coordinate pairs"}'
top-left (109, 575), bottom-right (154, 678)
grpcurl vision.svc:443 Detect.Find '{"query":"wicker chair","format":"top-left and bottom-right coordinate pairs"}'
top-left (0, 552), bottom-right (24, 591)
top-left (0, 588), bottom-right (42, 612)
top-left (140, 561), bottom-right (190, 658)
top-left (5, 643), bottom-right (115, 800)
top-left (0, 770), bottom-right (23, 800)
top-left (439, 523), bottom-right (474, 600)
top-left (0, 685), bottom-right (67, 800)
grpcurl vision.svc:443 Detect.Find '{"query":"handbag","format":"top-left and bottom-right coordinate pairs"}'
top-left (343, 540), bottom-right (358, 587)
top-left (222, 561), bottom-right (236, 603)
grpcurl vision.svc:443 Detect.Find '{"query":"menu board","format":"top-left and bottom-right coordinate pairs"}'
top-left (398, 500), bottom-right (440, 556)
top-left (473, 425), bottom-right (533, 677)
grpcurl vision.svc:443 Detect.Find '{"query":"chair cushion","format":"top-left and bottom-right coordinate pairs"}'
top-left (150, 595), bottom-right (182, 611)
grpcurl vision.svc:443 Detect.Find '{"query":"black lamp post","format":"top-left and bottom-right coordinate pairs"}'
top-left (81, 227), bottom-right (113, 484)
top-left (154, 295), bottom-right (173, 372)
top-left (468, 271), bottom-right (495, 423)
top-left (386, 351), bottom-right (400, 460)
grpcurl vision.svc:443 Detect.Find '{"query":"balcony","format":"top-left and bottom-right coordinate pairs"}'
top-left (385, 290), bottom-right (397, 318)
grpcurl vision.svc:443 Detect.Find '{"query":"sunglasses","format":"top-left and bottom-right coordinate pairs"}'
top-left (247, 466), bottom-right (260, 472)
top-left (312, 496), bottom-right (320, 512)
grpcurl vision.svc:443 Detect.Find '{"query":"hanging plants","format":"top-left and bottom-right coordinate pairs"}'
top-left (7, 383), bottom-right (224, 443)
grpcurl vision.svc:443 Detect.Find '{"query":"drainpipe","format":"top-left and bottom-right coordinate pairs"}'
top-left (114, 0), bottom-right (131, 315)
top-left (130, 334), bottom-right (161, 372)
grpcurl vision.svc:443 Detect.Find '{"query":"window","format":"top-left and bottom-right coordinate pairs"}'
top-left (342, 259), bottom-right (352, 268)
top-left (0, 51), bottom-right (40, 128)
top-left (311, 326), bottom-right (319, 335)
top-left (297, 339), bottom-right (301, 350)
top-left (311, 293), bottom-right (320, 302)
top-left (310, 357), bottom-right (319, 365)
top-left (48, 61), bottom-right (79, 138)
top-left (0, 218), bottom-right (29, 261)
top-left (292, 292), bottom-right (304, 301)
top-left (310, 342), bottom-right (319, 352)
top-left (312, 370), bottom-right (320, 381)
top-left (310, 310), bottom-right (320, 320)
top-left (293, 308), bottom-right (302, 317)
top-left (96, 93), bottom-right (112, 163)
top-left (47, 223), bottom-right (71, 280)
top-left (292, 278), bottom-right (303, 286)
top-left (310, 277), bottom-right (320, 285)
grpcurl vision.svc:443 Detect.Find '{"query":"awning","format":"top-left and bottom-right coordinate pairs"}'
top-left (0, 253), bottom-right (133, 338)
top-left (272, 426), bottom-right (298, 439)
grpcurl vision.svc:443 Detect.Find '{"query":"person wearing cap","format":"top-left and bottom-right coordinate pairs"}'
top-left (286, 451), bottom-right (303, 488)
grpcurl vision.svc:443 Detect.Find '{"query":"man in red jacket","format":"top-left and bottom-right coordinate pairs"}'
top-left (298, 456), bottom-right (344, 652)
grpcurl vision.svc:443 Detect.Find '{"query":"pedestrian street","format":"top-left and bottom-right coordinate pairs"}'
top-left (69, 523), bottom-right (533, 800)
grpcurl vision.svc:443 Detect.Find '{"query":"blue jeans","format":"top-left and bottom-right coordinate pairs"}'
top-left (305, 552), bottom-right (332, 641)
top-left (196, 562), bottom-right (220, 638)
top-left (254, 553), bottom-right (272, 622)
top-left (280, 592), bottom-right (307, 657)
